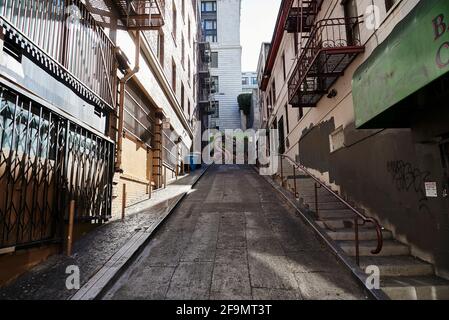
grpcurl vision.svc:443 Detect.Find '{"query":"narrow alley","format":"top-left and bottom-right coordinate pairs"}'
top-left (102, 165), bottom-right (367, 300)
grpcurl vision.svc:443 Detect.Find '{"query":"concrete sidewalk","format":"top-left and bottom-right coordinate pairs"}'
top-left (0, 166), bottom-right (209, 300)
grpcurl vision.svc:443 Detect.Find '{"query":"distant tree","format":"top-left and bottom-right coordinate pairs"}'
top-left (237, 93), bottom-right (252, 116)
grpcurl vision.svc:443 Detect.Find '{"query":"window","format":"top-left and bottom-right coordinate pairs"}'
top-left (343, 0), bottom-right (360, 46)
top-left (212, 76), bottom-right (219, 93)
top-left (157, 31), bottom-right (165, 67)
top-left (385, 0), bottom-right (397, 12)
top-left (251, 77), bottom-right (258, 85)
top-left (211, 52), bottom-right (218, 68)
top-left (188, 18), bottom-right (191, 46)
top-left (282, 52), bottom-right (286, 81)
top-left (201, 1), bottom-right (217, 13)
top-left (211, 101), bottom-right (219, 118)
top-left (284, 104), bottom-right (290, 134)
top-left (181, 34), bottom-right (185, 67)
top-left (294, 32), bottom-right (299, 56)
top-left (278, 116), bottom-right (285, 154)
top-left (203, 19), bottom-right (217, 42)
top-left (172, 3), bottom-right (177, 42)
top-left (188, 58), bottom-right (191, 84)
top-left (188, 100), bottom-right (191, 117)
top-left (272, 81), bottom-right (277, 105)
top-left (242, 77), bottom-right (249, 85)
top-left (330, 126), bottom-right (345, 152)
top-left (124, 82), bottom-right (156, 148)
top-left (181, 83), bottom-right (185, 110)
top-left (172, 60), bottom-right (177, 92)
top-left (182, 0), bottom-right (185, 20)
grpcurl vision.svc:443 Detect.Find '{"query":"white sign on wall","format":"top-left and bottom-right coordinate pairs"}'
top-left (425, 182), bottom-right (438, 198)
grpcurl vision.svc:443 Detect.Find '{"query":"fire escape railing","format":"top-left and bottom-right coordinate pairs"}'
top-left (0, 0), bottom-right (117, 110)
top-left (285, 0), bottom-right (324, 33)
top-left (278, 154), bottom-right (383, 266)
top-left (114, 0), bottom-right (165, 30)
top-left (288, 17), bottom-right (364, 107)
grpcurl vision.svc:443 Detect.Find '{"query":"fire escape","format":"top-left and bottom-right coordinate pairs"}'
top-left (114, 0), bottom-right (165, 30)
top-left (111, 0), bottom-right (166, 187)
top-left (198, 41), bottom-right (216, 122)
top-left (287, 0), bottom-right (364, 108)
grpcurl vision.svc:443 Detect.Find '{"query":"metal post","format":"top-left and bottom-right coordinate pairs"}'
top-left (293, 166), bottom-right (297, 198)
top-left (280, 155), bottom-right (283, 181)
top-left (355, 216), bottom-right (360, 266)
top-left (67, 200), bottom-right (75, 256)
top-left (121, 184), bottom-right (126, 221)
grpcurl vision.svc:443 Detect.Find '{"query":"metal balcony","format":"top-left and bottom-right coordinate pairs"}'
top-left (285, 0), bottom-right (323, 33)
top-left (0, 0), bottom-right (117, 110)
top-left (198, 41), bottom-right (211, 63)
top-left (288, 17), bottom-right (365, 108)
top-left (114, 0), bottom-right (165, 30)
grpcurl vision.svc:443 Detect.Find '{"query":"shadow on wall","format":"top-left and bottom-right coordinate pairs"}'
top-left (296, 118), bottom-right (449, 274)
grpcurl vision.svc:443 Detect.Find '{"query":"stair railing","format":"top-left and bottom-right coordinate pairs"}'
top-left (278, 154), bottom-right (383, 266)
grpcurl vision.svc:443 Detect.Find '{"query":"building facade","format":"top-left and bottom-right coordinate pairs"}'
top-left (0, 0), bottom-right (199, 284)
top-left (110, 0), bottom-right (200, 218)
top-left (242, 72), bottom-right (257, 93)
top-left (256, 42), bottom-right (271, 130)
top-left (258, 0), bottom-right (449, 298)
top-left (200, 0), bottom-right (242, 130)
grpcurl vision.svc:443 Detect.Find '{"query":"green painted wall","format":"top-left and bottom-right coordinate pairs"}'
top-left (353, 0), bottom-right (449, 128)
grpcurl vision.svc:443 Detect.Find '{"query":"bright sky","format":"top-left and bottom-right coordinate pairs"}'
top-left (240, 0), bottom-right (282, 72)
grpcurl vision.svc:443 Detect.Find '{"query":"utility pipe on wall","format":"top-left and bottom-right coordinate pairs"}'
top-left (116, 31), bottom-right (141, 171)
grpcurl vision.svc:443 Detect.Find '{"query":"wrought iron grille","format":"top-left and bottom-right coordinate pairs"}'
top-left (0, 84), bottom-right (114, 250)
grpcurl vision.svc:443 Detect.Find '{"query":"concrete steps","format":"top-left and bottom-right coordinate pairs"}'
top-left (381, 276), bottom-right (449, 300)
top-left (338, 240), bottom-right (410, 257)
top-left (272, 165), bottom-right (449, 300)
top-left (327, 228), bottom-right (393, 241)
top-left (316, 209), bottom-right (355, 219)
top-left (360, 256), bottom-right (434, 277)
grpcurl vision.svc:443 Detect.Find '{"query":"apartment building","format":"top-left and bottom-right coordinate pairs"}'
top-left (110, 0), bottom-right (199, 217)
top-left (0, 0), bottom-right (198, 284)
top-left (200, 0), bottom-right (242, 130)
top-left (256, 42), bottom-right (271, 130)
top-left (259, 0), bottom-right (449, 298)
top-left (242, 72), bottom-right (257, 93)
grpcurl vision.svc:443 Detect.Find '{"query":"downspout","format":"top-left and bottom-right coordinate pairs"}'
top-left (116, 31), bottom-right (141, 172)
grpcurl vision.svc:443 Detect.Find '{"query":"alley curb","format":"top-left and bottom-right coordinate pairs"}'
top-left (253, 166), bottom-right (390, 301)
top-left (69, 165), bottom-right (211, 300)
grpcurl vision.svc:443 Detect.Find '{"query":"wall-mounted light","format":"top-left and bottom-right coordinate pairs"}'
top-left (327, 89), bottom-right (337, 99)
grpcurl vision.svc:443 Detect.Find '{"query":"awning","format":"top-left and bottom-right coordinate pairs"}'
top-left (353, 0), bottom-right (449, 128)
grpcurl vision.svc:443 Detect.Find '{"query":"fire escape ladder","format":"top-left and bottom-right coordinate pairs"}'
top-left (115, 0), bottom-right (165, 30)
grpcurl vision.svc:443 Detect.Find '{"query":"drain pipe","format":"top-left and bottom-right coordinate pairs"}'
top-left (116, 31), bottom-right (141, 171)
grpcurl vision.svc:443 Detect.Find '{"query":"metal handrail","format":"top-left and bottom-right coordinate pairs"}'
top-left (278, 154), bottom-right (383, 265)
top-left (0, 0), bottom-right (117, 109)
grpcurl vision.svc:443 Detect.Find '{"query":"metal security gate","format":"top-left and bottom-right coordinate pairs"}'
top-left (0, 84), bottom-right (114, 250)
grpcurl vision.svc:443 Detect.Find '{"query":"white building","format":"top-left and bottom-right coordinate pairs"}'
top-left (201, 0), bottom-right (242, 130)
top-left (242, 71), bottom-right (258, 93)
